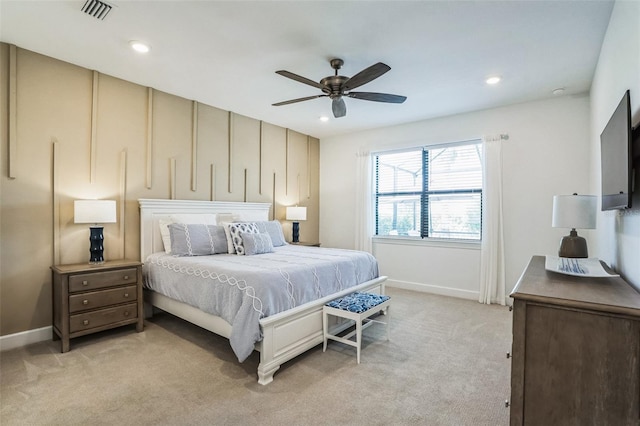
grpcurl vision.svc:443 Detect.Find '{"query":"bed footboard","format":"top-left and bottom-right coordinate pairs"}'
top-left (145, 277), bottom-right (387, 385)
top-left (257, 276), bottom-right (387, 385)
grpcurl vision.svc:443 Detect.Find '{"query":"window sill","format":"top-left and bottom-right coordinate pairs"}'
top-left (372, 236), bottom-right (481, 250)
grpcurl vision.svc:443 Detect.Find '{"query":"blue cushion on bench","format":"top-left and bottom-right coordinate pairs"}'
top-left (326, 292), bottom-right (390, 314)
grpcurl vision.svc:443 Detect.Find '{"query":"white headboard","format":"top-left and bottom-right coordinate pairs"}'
top-left (139, 199), bottom-right (271, 260)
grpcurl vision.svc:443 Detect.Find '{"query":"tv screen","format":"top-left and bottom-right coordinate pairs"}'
top-left (600, 90), bottom-right (632, 210)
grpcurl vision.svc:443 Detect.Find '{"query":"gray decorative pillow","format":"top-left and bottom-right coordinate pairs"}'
top-left (168, 223), bottom-right (228, 256)
top-left (241, 232), bottom-right (274, 256)
top-left (228, 222), bottom-right (259, 255)
top-left (253, 221), bottom-right (286, 247)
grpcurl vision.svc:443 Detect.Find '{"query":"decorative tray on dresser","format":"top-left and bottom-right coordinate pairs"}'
top-left (51, 260), bottom-right (143, 352)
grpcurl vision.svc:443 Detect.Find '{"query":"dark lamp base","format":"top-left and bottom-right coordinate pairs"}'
top-left (88, 226), bottom-right (105, 264)
top-left (292, 222), bottom-right (300, 243)
top-left (558, 229), bottom-right (588, 258)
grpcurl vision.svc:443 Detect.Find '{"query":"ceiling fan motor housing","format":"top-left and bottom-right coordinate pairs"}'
top-left (320, 75), bottom-right (349, 97)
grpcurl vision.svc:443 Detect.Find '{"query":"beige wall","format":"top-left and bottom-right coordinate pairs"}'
top-left (0, 44), bottom-right (320, 336)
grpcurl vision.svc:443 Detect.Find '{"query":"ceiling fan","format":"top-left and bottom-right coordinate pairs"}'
top-left (272, 58), bottom-right (407, 118)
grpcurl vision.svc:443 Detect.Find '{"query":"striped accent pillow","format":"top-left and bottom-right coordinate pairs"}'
top-left (241, 232), bottom-right (274, 255)
top-left (168, 223), bottom-right (227, 256)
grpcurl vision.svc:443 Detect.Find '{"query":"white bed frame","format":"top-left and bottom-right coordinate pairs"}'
top-left (139, 199), bottom-right (387, 385)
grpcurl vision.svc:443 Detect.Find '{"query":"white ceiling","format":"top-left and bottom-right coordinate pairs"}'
top-left (0, 0), bottom-right (614, 139)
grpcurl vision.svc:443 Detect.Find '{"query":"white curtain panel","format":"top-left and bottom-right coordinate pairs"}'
top-left (479, 136), bottom-right (506, 305)
top-left (355, 150), bottom-right (373, 253)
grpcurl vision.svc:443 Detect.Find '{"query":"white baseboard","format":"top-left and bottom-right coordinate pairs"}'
top-left (386, 279), bottom-right (479, 301)
top-left (0, 326), bottom-right (52, 352)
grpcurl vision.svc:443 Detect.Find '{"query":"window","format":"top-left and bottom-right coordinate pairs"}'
top-left (374, 140), bottom-right (483, 240)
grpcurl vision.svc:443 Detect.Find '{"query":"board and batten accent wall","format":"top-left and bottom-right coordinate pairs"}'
top-left (0, 43), bottom-right (320, 337)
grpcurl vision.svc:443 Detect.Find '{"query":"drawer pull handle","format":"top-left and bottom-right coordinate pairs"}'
top-left (82, 280), bottom-right (88, 286)
top-left (124, 293), bottom-right (129, 298)
top-left (123, 275), bottom-right (129, 280)
top-left (83, 300), bottom-right (89, 305)
top-left (83, 319), bottom-right (89, 326)
top-left (124, 311), bottom-right (130, 317)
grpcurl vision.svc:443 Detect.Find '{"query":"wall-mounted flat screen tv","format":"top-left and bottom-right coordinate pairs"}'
top-left (600, 90), bottom-right (633, 210)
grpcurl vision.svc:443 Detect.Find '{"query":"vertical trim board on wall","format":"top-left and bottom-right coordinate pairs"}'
top-left (243, 169), bottom-right (248, 202)
top-left (52, 139), bottom-right (61, 265)
top-left (228, 111), bottom-right (234, 193)
top-left (285, 129), bottom-right (289, 196)
top-left (119, 150), bottom-right (127, 259)
top-left (210, 164), bottom-right (216, 201)
top-left (272, 172), bottom-right (276, 221)
top-left (259, 121), bottom-right (263, 195)
top-left (307, 136), bottom-right (311, 199)
top-left (145, 88), bottom-right (153, 189)
top-left (90, 70), bottom-right (99, 183)
top-left (191, 101), bottom-right (198, 192)
top-left (8, 44), bottom-right (17, 179)
top-left (169, 158), bottom-right (176, 200)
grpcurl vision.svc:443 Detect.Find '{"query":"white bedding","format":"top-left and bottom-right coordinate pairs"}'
top-left (143, 244), bottom-right (379, 361)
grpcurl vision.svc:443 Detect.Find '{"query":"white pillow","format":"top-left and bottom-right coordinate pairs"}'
top-left (158, 213), bottom-right (217, 254)
top-left (216, 214), bottom-right (241, 254)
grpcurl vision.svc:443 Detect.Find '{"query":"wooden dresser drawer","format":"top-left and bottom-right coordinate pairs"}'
top-left (69, 268), bottom-right (137, 293)
top-left (68, 285), bottom-right (138, 313)
top-left (69, 303), bottom-right (138, 333)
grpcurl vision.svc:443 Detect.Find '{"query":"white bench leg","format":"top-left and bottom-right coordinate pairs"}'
top-left (356, 318), bottom-right (362, 364)
top-left (322, 309), bottom-right (328, 352)
top-left (386, 306), bottom-right (390, 341)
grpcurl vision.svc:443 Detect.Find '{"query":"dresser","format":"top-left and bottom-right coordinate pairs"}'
top-left (509, 256), bottom-right (640, 425)
top-left (51, 260), bottom-right (144, 352)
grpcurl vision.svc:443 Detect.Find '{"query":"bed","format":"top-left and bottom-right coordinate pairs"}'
top-left (139, 198), bottom-right (387, 385)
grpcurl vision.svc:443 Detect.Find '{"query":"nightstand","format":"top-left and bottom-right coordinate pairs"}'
top-left (51, 260), bottom-right (143, 352)
top-left (290, 242), bottom-right (321, 247)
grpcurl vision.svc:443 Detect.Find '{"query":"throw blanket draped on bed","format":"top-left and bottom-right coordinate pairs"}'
top-left (144, 245), bottom-right (379, 361)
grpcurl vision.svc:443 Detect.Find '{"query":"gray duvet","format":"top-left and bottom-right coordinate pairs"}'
top-left (143, 245), bottom-right (379, 362)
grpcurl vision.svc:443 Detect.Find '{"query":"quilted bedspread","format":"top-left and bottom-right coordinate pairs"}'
top-left (143, 245), bottom-right (379, 362)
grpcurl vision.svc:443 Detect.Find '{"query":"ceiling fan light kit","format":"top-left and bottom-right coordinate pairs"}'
top-left (273, 58), bottom-right (406, 118)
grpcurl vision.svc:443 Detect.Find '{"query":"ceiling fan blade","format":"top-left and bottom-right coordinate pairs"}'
top-left (332, 98), bottom-right (346, 118)
top-left (343, 62), bottom-right (391, 91)
top-left (347, 92), bottom-right (407, 103)
top-left (275, 70), bottom-right (325, 90)
top-left (272, 95), bottom-right (326, 106)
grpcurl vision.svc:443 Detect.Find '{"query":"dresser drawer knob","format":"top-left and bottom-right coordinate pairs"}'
top-left (83, 299), bottom-right (89, 305)
top-left (124, 293), bottom-right (129, 298)
top-left (83, 319), bottom-right (89, 326)
top-left (123, 275), bottom-right (129, 280)
top-left (123, 311), bottom-right (130, 317)
top-left (82, 280), bottom-right (88, 286)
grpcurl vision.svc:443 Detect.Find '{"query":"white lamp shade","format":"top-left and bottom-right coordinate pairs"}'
top-left (74, 200), bottom-right (117, 224)
top-left (552, 195), bottom-right (596, 229)
top-left (286, 206), bottom-right (307, 221)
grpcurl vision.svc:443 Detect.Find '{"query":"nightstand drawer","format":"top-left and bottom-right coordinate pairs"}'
top-left (69, 303), bottom-right (138, 333)
top-left (69, 268), bottom-right (137, 292)
top-left (68, 285), bottom-right (138, 313)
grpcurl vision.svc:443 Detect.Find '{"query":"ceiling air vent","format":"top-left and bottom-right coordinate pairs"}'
top-left (81, 0), bottom-right (113, 20)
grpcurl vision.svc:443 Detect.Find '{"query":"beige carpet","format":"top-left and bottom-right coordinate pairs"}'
top-left (1, 288), bottom-right (512, 425)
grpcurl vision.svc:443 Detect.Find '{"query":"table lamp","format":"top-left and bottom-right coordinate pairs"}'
top-left (552, 194), bottom-right (596, 258)
top-left (74, 199), bottom-right (117, 264)
top-left (286, 206), bottom-right (307, 243)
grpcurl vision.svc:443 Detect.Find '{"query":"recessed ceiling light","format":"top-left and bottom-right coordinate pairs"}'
top-left (552, 88), bottom-right (565, 96)
top-left (319, 116), bottom-right (329, 122)
top-left (129, 40), bottom-right (150, 53)
top-left (486, 76), bottom-right (501, 85)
